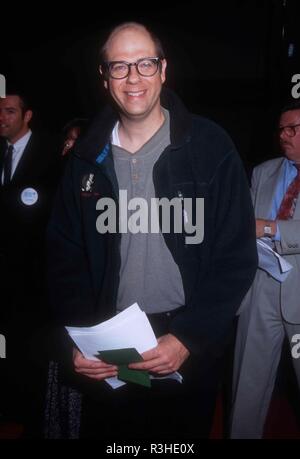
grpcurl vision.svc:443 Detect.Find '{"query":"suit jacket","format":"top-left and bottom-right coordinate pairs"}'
top-left (249, 157), bottom-right (300, 323)
top-left (0, 131), bottom-right (60, 257)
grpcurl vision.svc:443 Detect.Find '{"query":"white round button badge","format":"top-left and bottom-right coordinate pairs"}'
top-left (21, 188), bottom-right (39, 206)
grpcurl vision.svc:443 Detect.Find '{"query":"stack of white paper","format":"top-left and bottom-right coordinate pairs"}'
top-left (257, 238), bottom-right (293, 282)
top-left (66, 303), bottom-right (182, 389)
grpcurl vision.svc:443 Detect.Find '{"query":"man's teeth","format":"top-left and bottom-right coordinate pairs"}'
top-left (127, 91), bottom-right (144, 96)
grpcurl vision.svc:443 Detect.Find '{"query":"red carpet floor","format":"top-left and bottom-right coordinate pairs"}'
top-left (210, 392), bottom-right (300, 439)
top-left (1, 392), bottom-right (300, 439)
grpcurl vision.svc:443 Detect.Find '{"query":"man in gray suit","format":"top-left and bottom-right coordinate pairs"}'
top-left (230, 99), bottom-right (300, 438)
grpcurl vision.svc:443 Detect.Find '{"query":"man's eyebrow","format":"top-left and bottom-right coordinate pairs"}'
top-left (279, 121), bottom-right (300, 127)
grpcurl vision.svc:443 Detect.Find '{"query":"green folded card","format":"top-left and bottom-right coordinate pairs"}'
top-left (96, 348), bottom-right (151, 388)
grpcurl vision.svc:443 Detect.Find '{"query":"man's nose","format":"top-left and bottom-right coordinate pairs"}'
top-left (127, 64), bottom-right (141, 83)
top-left (279, 128), bottom-right (288, 140)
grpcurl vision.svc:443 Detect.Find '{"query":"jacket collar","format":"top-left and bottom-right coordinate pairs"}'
top-left (74, 87), bottom-right (193, 166)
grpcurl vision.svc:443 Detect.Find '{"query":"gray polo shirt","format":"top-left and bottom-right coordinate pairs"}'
top-left (111, 109), bottom-right (185, 313)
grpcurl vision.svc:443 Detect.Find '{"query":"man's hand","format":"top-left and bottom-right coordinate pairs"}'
top-left (73, 348), bottom-right (118, 381)
top-left (256, 219), bottom-right (277, 238)
top-left (128, 334), bottom-right (190, 375)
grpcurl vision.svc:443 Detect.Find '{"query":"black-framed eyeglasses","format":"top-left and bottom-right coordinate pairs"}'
top-left (278, 123), bottom-right (300, 137)
top-left (102, 57), bottom-right (162, 79)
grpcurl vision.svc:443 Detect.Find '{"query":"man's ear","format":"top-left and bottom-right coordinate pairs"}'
top-left (24, 110), bottom-right (33, 125)
top-left (99, 65), bottom-right (108, 90)
top-left (160, 59), bottom-right (167, 85)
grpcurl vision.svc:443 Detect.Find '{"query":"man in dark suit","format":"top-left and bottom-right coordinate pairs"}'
top-left (0, 93), bottom-right (60, 431)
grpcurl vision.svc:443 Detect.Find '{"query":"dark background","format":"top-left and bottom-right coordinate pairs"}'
top-left (2, 0), bottom-right (300, 171)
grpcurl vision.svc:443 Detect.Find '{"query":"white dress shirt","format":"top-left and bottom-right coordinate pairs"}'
top-left (1, 130), bottom-right (32, 184)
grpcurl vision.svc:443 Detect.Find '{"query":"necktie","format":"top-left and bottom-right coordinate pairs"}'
top-left (3, 144), bottom-right (14, 185)
top-left (277, 164), bottom-right (300, 220)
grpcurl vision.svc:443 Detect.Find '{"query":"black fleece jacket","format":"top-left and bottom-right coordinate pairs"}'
top-left (47, 89), bottom-right (257, 358)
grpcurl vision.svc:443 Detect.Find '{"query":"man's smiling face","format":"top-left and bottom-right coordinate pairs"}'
top-left (101, 25), bottom-right (166, 122)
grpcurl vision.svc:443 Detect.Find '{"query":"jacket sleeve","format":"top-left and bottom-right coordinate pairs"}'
top-left (250, 164), bottom-right (260, 204)
top-left (169, 149), bottom-right (257, 357)
top-left (251, 162), bottom-right (300, 255)
top-left (46, 156), bottom-right (96, 327)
